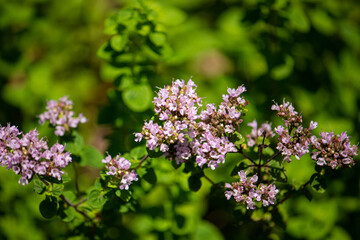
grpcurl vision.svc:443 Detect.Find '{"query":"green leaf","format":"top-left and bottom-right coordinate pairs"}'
top-left (309, 9), bottom-right (335, 35)
top-left (88, 189), bottom-right (106, 209)
top-left (110, 34), bottom-right (128, 52)
top-left (289, 5), bottom-right (310, 32)
top-left (310, 173), bottom-right (327, 193)
top-left (302, 187), bottom-right (312, 202)
top-left (52, 184), bottom-right (64, 197)
top-left (97, 42), bottom-right (113, 61)
top-left (122, 83), bottom-right (153, 112)
top-left (116, 8), bottom-right (133, 22)
top-left (33, 179), bottom-right (46, 195)
top-left (188, 173), bottom-right (202, 192)
top-left (65, 131), bottom-right (84, 155)
top-left (147, 148), bottom-right (163, 158)
top-left (130, 145), bottom-right (147, 160)
top-left (149, 32), bottom-right (166, 46)
top-left (271, 55), bottom-right (294, 80)
top-left (119, 189), bottom-right (131, 202)
top-left (62, 191), bottom-right (77, 202)
top-left (231, 162), bottom-right (248, 176)
top-left (193, 221), bottom-right (224, 240)
top-left (269, 162), bottom-right (287, 182)
top-left (61, 174), bottom-right (71, 184)
top-left (175, 214), bottom-right (186, 229)
top-left (143, 167), bottom-right (157, 185)
top-left (104, 15), bottom-right (119, 35)
top-left (80, 146), bottom-right (104, 168)
top-left (61, 207), bottom-right (76, 223)
top-left (39, 196), bottom-right (58, 219)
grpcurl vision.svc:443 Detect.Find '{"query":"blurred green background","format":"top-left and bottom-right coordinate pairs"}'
top-left (0, 0), bottom-right (359, 239)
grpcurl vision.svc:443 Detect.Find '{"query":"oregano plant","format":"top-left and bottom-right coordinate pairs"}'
top-left (0, 78), bottom-right (357, 239)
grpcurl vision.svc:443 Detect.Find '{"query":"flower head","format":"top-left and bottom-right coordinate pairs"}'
top-left (38, 96), bottom-right (87, 136)
top-left (311, 131), bottom-right (357, 169)
top-left (0, 124), bottom-right (72, 185)
top-left (135, 79), bottom-right (245, 169)
top-left (102, 154), bottom-right (138, 190)
top-left (224, 170), bottom-right (278, 209)
top-left (272, 99), bottom-right (317, 162)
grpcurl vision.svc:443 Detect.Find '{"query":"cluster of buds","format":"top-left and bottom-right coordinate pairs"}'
top-left (0, 124), bottom-right (72, 185)
top-left (311, 131), bottom-right (357, 169)
top-left (135, 79), bottom-right (202, 151)
top-left (246, 120), bottom-right (275, 147)
top-left (200, 86), bottom-right (248, 135)
top-left (272, 99), bottom-right (318, 162)
top-left (102, 154), bottom-right (138, 190)
top-left (225, 170), bottom-right (279, 209)
top-left (38, 96), bottom-right (87, 136)
top-left (135, 79), bottom-right (247, 169)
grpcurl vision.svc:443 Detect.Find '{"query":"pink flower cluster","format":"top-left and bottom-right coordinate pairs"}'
top-left (311, 131), bottom-right (357, 169)
top-left (135, 79), bottom-right (247, 169)
top-left (272, 99), bottom-right (318, 162)
top-left (225, 170), bottom-right (278, 209)
top-left (0, 124), bottom-right (72, 185)
top-left (246, 120), bottom-right (275, 147)
top-left (102, 154), bottom-right (138, 190)
top-left (38, 96), bottom-right (87, 136)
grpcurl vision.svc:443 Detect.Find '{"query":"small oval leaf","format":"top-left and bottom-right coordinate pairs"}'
top-left (39, 196), bottom-right (58, 219)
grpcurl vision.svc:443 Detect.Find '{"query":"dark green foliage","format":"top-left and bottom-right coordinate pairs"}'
top-left (39, 196), bottom-right (58, 219)
top-left (188, 172), bottom-right (203, 192)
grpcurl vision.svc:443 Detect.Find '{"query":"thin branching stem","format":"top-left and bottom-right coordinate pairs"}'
top-left (203, 174), bottom-right (223, 190)
top-left (236, 146), bottom-right (257, 165)
top-left (60, 194), bottom-right (92, 221)
top-left (135, 154), bottom-right (149, 170)
top-left (273, 179), bottom-right (312, 207)
top-left (264, 151), bottom-right (282, 165)
top-left (257, 133), bottom-right (267, 183)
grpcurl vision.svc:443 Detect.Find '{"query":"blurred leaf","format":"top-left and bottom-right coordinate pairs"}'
top-left (104, 15), bottom-right (119, 35)
top-left (143, 167), bottom-right (157, 185)
top-left (110, 34), bottom-right (128, 52)
top-left (310, 173), bottom-right (326, 193)
top-left (33, 179), bottom-right (46, 195)
top-left (271, 55), bottom-right (294, 80)
top-left (149, 32), bottom-right (166, 46)
top-left (65, 131), bottom-right (84, 155)
top-left (88, 189), bottom-right (105, 209)
top-left (269, 161), bottom-right (287, 182)
top-left (39, 196), bottom-right (58, 219)
top-left (60, 206), bottom-right (76, 223)
top-left (52, 184), bottom-right (64, 197)
top-left (122, 83), bottom-right (153, 112)
top-left (302, 187), bottom-right (312, 202)
top-left (231, 162), bottom-right (248, 176)
top-left (188, 173), bottom-right (202, 192)
top-left (193, 221), bottom-right (224, 240)
top-left (80, 146), bottom-right (104, 168)
top-left (288, 5), bottom-right (310, 32)
top-left (130, 145), bottom-right (147, 160)
top-left (62, 191), bottom-right (77, 202)
top-left (309, 9), bottom-right (335, 35)
top-left (97, 42), bottom-right (113, 61)
top-left (61, 175), bottom-right (71, 184)
top-left (147, 148), bottom-right (163, 158)
top-left (175, 214), bottom-right (186, 229)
